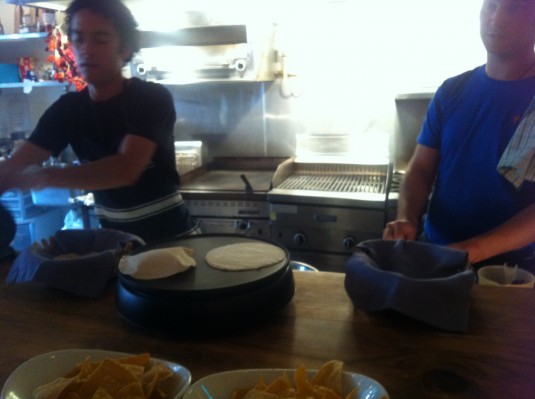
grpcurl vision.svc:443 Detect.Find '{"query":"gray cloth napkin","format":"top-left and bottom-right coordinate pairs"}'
top-left (498, 97), bottom-right (535, 188)
top-left (344, 239), bottom-right (475, 332)
top-left (6, 228), bottom-right (145, 298)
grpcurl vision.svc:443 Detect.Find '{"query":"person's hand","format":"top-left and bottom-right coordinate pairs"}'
top-left (383, 220), bottom-right (419, 240)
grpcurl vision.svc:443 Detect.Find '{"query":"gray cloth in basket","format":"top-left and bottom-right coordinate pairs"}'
top-left (6, 228), bottom-right (145, 298)
top-left (344, 239), bottom-right (475, 332)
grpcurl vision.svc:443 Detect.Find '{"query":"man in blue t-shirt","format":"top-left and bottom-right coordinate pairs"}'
top-left (384, 0), bottom-right (535, 271)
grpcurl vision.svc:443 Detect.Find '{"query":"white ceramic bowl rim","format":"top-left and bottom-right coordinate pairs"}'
top-left (184, 368), bottom-right (389, 399)
top-left (477, 265), bottom-right (535, 288)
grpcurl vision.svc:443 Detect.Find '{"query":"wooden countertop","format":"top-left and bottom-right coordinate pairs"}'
top-left (1, 260), bottom-right (534, 399)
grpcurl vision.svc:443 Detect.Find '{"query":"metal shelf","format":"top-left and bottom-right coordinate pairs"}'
top-left (0, 31), bottom-right (50, 68)
top-left (0, 80), bottom-right (62, 87)
top-left (0, 32), bottom-right (48, 42)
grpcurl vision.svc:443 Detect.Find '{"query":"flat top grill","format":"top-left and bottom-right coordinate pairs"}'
top-left (277, 174), bottom-right (386, 194)
top-left (179, 157), bottom-right (288, 200)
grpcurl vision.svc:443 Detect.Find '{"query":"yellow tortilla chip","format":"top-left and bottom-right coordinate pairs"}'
top-left (76, 359), bottom-right (139, 399)
top-left (242, 390), bottom-right (279, 399)
top-left (116, 382), bottom-right (146, 399)
top-left (265, 375), bottom-right (292, 395)
top-left (295, 365), bottom-right (315, 397)
top-left (115, 353), bottom-right (151, 369)
top-left (231, 361), bottom-right (350, 399)
top-left (140, 363), bottom-right (174, 398)
top-left (90, 387), bottom-right (115, 399)
top-left (311, 360), bottom-right (343, 392)
top-left (33, 376), bottom-right (78, 399)
top-left (33, 354), bottom-right (175, 399)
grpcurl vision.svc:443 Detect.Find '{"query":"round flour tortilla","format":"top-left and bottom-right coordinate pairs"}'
top-left (205, 242), bottom-right (287, 271)
top-left (119, 247), bottom-right (196, 280)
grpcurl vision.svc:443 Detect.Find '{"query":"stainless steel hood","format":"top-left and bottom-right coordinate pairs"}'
top-left (5, 0), bottom-right (69, 11)
top-left (131, 25), bottom-right (276, 83)
top-left (5, 1), bottom-right (278, 82)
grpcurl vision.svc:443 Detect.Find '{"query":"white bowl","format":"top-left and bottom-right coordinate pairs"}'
top-left (477, 266), bottom-right (535, 288)
top-left (184, 369), bottom-right (389, 399)
top-left (1, 349), bottom-right (191, 399)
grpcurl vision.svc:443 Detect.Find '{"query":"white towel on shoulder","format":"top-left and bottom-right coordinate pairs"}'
top-left (497, 97), bottom-right (535, 188)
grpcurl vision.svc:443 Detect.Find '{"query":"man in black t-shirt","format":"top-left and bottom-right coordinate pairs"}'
top-left (0, 0), bottom-right (198, 243)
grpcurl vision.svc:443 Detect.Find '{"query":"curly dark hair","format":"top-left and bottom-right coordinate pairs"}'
top-left (65, 0), bottom-right (140, 63)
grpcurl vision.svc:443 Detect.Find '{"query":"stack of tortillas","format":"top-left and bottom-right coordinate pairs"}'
top-left (119, 247), bottom-right (196, 280)
top-left (206, 242), bottom-right (287, 271)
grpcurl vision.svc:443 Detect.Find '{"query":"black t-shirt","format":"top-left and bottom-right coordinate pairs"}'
top-left (29, 78), bottom-right (197, 242)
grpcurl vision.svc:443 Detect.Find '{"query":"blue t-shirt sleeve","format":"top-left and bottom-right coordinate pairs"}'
top-left (417, 69), bottom-right (475, 151)
top-left (417, 87), bottom-right (444, 150)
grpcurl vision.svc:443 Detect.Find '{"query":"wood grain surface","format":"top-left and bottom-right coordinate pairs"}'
top-left (1, 260), bottom-right (534, 399)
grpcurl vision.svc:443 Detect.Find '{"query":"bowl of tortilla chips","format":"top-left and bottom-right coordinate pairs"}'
top-left (1, 349), bottom-right (191, 399)
top-left (183, 360), bottom-right (389, 399)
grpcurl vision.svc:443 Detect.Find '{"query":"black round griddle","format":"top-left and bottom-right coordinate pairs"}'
top-left (116, 234), bottom-right (295, 334)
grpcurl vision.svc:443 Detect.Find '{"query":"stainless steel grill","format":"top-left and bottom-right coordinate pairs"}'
top-left (277, 173), bottom-right (386, 194)
top-left (269, 161), bottom-right (389, 208)
top-left (179, 157), bottom-right (286, 240)
top-left (179, 157), bottom-right (396, 273)
top-left (268, 159), bottom-right (392, 272)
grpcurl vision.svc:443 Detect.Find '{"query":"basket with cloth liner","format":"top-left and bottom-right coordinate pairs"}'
top-left (6, 228), bottom-right (145, 298)
top-left (344, 239), bottom-right (475, 332)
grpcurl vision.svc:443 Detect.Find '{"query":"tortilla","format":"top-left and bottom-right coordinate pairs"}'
top-left (118, 247), bottom-right (196, 280)
top-left (205, 242), bottom-right (287, 271)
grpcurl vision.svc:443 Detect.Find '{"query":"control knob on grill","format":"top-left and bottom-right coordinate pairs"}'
top-left (342, 236), bottom-right (357, 250)
top-left (293, 233), bottom-right (307, 246)
top-left (235, 219), bottom-right (251, 231)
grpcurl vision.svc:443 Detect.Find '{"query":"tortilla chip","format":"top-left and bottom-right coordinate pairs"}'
top-left (32, 353), bottom-right (176, 399)
top-left (311, 360), bottom-right (343, 392)
top-left (140, 363), bottom-right (174, 397)
top-left (265, 375), bottom-right (292, 395)
top-left (33, 376), bottom-right (78, 399)
top-left (90, 387), bottom-right (115, 399)
top-left (116, 382), bottom-right (146, 399)
top-left (230, 361), bottom-right (348, 399)
top-left (76, 359), bottom-right (138, 398)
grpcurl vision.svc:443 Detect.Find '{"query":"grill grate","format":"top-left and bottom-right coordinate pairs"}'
top-left (278, 173), bottom-right (387, 194)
